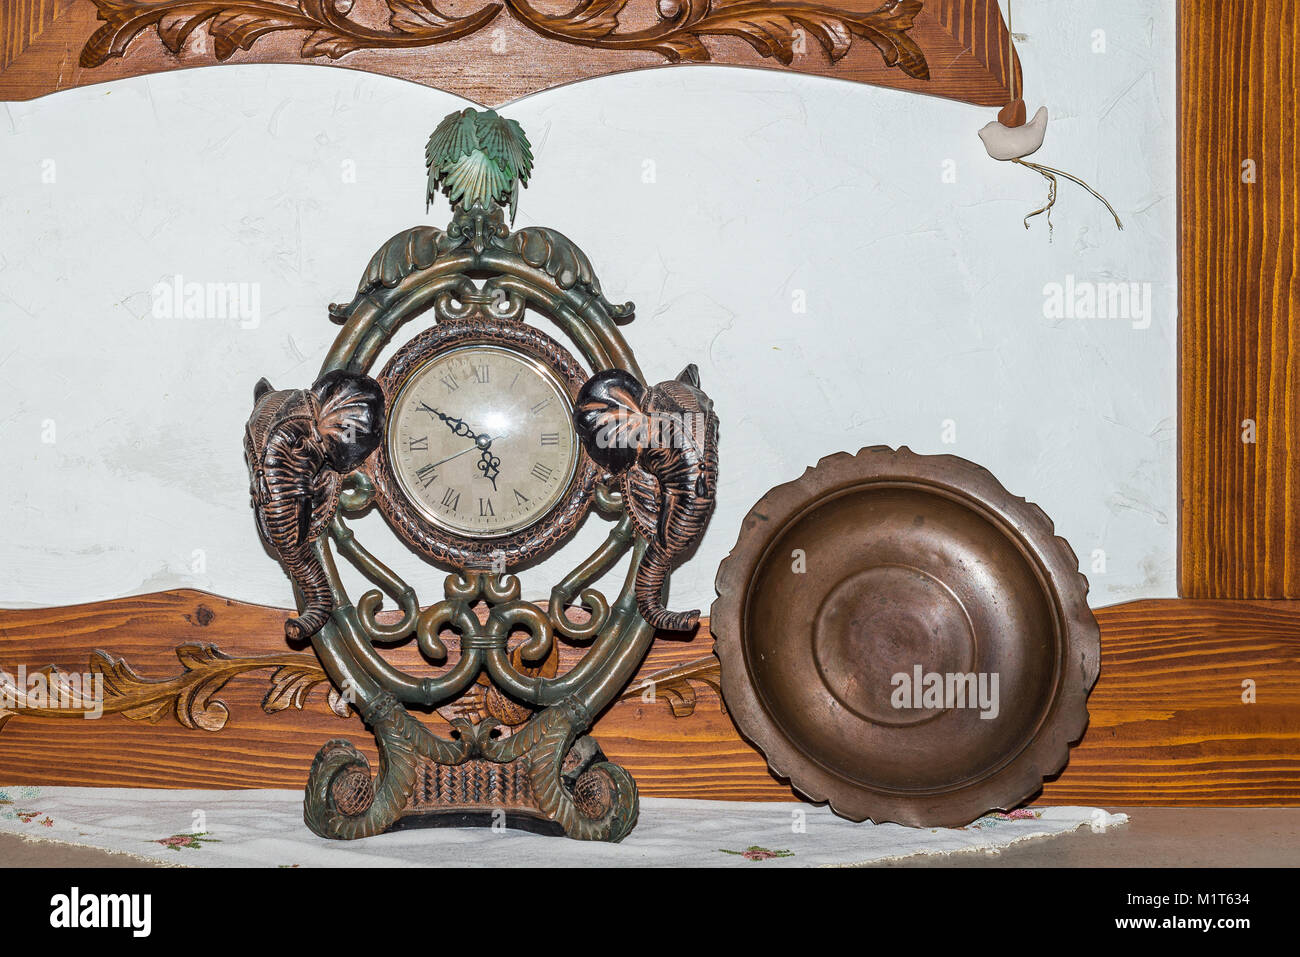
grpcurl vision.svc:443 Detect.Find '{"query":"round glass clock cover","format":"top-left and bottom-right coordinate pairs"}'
top-left (386, 344), bottom-right (581, 537)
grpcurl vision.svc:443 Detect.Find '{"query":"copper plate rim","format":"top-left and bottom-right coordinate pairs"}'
top-left (710, 446), bottom-right (1101, 828)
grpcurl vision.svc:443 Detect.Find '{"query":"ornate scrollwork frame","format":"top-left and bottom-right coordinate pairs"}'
top-left (81, 0), bottom-right (930, 79)
top-left (296, 194), bottom-right (656, 841)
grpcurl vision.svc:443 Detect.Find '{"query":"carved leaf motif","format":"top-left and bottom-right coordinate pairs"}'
top-left (800, 14), bottom-right (852, 62)
top-left (327, 687), bottom-right (352, 718)
top-left (694, 4), bottom-right (904, 67)
top-left (82, 0), bottom-right (169, 67)
top-left (550, 0), bottom-right (630, 40)
top-left (300, 29), bottom-right (373, 58)
top-left (83, 1), bottom-right (316, 66)
top-left (156, 11), bottom-right (212, 54)
top-left (81, 0), bottom-right (929, 81)
top-left (389, 0), bottom-right (475, 33)
top-left (83, 0), bottom-right (502, 68)
top-left (653, 33), bottom-right (709, 63)
top-left (618, 655), bottom-right (723, 717)
top-left (89, 648), bottom-right (155, 702)
top-left (848, 0), bottom-right (928, 78)
top-left (119, 696), bottom-right (180, 725)
top-left (175, 643), bottom-right (231, 672)
top-left (638, 676), bottom-right (697, 716)
top-left (0, 643), bottom-right (343, 737)
top-left (211, 9), bottom-right (319, 59)
top-left (263, 662), bottom-right (330, 713)
top-left (505, 0), bottom-right (928, 75)
top-left (707, 9), bottom-right (806, 63)
top-left (666, 1), bottom-right (926, 73)
top-left (171, 644), bottom-right (241, 730)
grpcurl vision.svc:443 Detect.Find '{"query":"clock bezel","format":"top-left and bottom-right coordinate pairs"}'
top-left (385, 343), bottom-right (580, 538)
top-left (368, 316), bottom-right (598, 571)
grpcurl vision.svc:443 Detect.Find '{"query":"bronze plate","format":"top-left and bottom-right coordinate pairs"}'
top-left (712, 447), bottom-right (1100, 828)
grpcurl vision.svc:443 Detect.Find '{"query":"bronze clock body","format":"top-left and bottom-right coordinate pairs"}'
top-left (241, 108), bottom-right (706, 842)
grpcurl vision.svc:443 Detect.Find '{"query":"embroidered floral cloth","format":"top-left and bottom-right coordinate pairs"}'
top-left (0, 786), bottom-right (1127, 867)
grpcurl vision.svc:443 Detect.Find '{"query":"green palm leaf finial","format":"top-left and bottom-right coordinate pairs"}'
top-left (425, 108), bottom-right (534, 222)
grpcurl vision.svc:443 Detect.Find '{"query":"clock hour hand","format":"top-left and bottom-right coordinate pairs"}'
top-left (477, 449), bottom-right (501, 491)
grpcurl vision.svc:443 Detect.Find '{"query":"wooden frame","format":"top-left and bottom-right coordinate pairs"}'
top-left (1, 1), bottom-right (1299, 808)
top-left (0, 592), bottom-right (1296, 805)
top-left (0, 0), bottom-right (1020, 107)
top-left (1178, 0), bottom-right (1300, 598)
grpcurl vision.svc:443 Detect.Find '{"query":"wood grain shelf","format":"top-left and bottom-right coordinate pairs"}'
top-left (1, 590), bottom-right (1297, 807)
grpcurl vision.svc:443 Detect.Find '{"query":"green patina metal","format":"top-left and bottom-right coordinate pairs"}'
top-left (296, 109), bottom-right (653, 842)
top-left (425, 108), bottom-right (534, 224)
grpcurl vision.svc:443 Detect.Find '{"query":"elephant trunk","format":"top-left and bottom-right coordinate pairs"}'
top-left (255, 436), bottom-right (335, 641)
top-left (281, 543), bottom-right (334, 641)
top-left (634, 544), bottom-right (700, 632)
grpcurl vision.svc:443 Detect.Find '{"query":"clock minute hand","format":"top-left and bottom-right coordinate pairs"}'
top-left (426, 445), bottom-right (480, 470)
top-left (420, 403), bottom-right (478, 441)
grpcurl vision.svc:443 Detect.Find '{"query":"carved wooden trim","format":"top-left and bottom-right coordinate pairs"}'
top-left (79, 0), bottom-right (929, 74)
top-left (0, 642), bottom-right (345, 733)
top-left (1, 591), bottom-right (1298, 806)
top-left (617, 654), bottom-right (722, 717)
top-left (0, 0), bottom-right (1021, 107)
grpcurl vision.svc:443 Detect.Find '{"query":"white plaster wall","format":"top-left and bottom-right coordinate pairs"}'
top-left (0, 0), bottom-right (1176, 612)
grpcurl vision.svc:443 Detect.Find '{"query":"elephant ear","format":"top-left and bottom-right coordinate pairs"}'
top-left (662, 363), bottom-right (713, 416)
top-left (310, 370), bottom-right (385, 472)
top-left (573, 368), bottom-right (648, 474)
top-left (623, 464), bottom-right (664, 545)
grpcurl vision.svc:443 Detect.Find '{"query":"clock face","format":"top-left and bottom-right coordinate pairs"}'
top-left (386, 344), bottom-right (581, 538)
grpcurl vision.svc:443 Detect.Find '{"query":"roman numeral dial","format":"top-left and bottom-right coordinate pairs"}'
top-left (386, 343), bottom-right (580, 537)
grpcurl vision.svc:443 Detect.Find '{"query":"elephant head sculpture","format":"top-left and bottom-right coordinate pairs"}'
top-left (244, 370), bottom-right (385, 640)
top-left (573, 364), bottom-right (719, 631)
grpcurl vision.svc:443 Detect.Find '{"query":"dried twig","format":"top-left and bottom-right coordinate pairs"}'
top-left (1013, 159), bottom-right (1124, 236)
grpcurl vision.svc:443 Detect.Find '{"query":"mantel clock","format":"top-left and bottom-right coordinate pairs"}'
top-left (243, 108), bottom-right (719, 841)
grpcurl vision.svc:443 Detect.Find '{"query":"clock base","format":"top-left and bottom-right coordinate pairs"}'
top-left (379, 746), bottom-right (629, 837)
top-left (303, 691), bottom-right (639, 843)
top-left (386, 810), bottom-right (566, 838)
